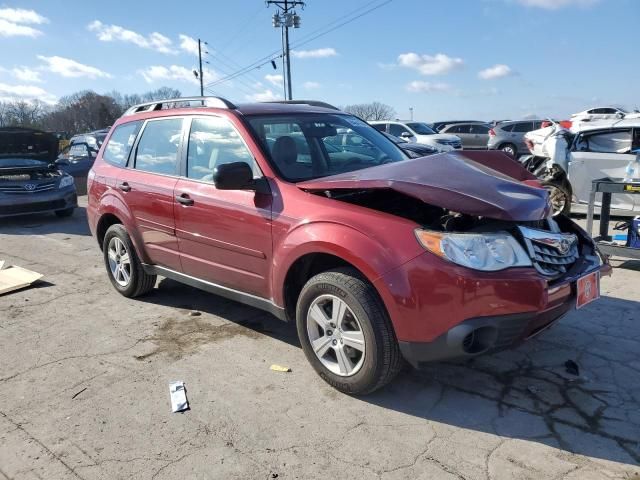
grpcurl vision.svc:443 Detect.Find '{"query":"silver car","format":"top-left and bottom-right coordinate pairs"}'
top-left (439, 122), bottom-right (491, 150)
top-left (487, 120), bottom-right (544, 157)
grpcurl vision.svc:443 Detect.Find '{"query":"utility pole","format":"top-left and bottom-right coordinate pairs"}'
top-left (268, 0), bottom-right (304, 100)
top-left (198, 38), bottom-right (204, 96)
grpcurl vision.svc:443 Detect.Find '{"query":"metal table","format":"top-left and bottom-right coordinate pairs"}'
top-left (586, 177), bottom-right (640, 259)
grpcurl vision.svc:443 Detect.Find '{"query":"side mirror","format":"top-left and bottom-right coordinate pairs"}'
top-left (213, 162), bottom-right (255, 190)
top-left (400, 132), bottom-right (412, 139)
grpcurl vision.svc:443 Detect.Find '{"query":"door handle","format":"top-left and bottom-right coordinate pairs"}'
top-left (176, 193), bottom-right (194, 206)
top-left (118, 182), bottom-right (131, 192)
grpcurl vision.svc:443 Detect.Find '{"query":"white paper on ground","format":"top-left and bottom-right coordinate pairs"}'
top-left (169, 381), bottom-right (188, 413)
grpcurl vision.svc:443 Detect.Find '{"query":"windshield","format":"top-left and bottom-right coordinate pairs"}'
top-left (406, 122), bottom-right (436, 135)
top-left (0, 158), bottom-right (48, 167)
top-left (246, 113), bottom-right (407, 181)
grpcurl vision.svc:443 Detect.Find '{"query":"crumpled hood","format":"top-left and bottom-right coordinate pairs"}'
top-left (297, 150), bottom-right (551, 222)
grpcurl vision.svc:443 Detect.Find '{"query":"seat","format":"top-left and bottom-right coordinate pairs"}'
top-left (271, 136), bottom-right (309, 180)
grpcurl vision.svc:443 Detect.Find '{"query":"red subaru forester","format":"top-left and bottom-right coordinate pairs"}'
top-left (87, 97), bottom-right (609, 394)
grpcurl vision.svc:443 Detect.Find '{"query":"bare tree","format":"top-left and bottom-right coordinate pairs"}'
top-left (2, 86), bottom-right (182, 134)
top-left (343, 102), bottom-right (396, 121)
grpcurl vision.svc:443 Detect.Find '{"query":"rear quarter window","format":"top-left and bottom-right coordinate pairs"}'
top-left (103, 121), bottom-right (142, 167)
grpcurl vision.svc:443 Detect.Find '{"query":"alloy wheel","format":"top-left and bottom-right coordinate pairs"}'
top-left (306, 294), bottom-right (366, 377)
top-left (546, 184), bottom-right (567, 216)
top-left (107, 237), bottom-right (131, 287)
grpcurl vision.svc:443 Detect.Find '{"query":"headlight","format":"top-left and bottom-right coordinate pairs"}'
top-left (59, 175), bottom-right (75, 188)
top-left (415, 229), bottom-right (532, 271)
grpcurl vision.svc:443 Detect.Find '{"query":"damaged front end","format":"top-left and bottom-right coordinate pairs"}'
top-left (299, 151), bottom-right (607, 365)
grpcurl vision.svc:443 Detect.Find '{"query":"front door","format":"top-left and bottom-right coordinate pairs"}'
top-left (569, 128), bottom-right (637, 210)
top-left (120, 117), bottom-right (184, 271)
top-left (174, 116), bottom-right (272, 298)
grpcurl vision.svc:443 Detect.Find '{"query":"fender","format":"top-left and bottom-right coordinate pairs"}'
top-left (97, 190), bottom-right (150, 264)
top-left (271, 220), bottom-right (423, 307)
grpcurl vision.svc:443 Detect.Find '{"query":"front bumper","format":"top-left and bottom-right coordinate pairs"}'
top-left (374, 224), bottom-right (607, 367)
top-left (0, 187), bottom-right (77, 217)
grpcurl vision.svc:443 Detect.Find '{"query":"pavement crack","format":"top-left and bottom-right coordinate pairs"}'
top-left (0, 410), bottom-right (87, 480)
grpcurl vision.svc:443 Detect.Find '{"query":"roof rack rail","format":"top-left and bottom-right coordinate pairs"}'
top-left (122, 96), bottom-right (236, 116)
top-left (264, 100), bottom-right (340, 111)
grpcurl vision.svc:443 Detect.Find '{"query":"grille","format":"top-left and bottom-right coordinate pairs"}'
top-left (0, 181), bottom-right (57, 193)
top-left (518, 226), bottom-right (579, 278)
top-left (439, 139), bottom-right (462, 149)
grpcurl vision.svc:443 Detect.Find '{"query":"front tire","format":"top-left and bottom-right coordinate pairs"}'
top-left (102, 224), bottom-right (156, 297)
top-left (296, 267), bottom-right (402, 395)
top-left (543, 180), bottom-right (571, 216)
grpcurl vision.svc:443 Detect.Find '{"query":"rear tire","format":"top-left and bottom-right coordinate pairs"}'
top-left (500, 143), bottom-right (517, 157)
top-left (296, 267), bottom-right (402, 395)
top-left (102, 224), bottom-right (156, 297)
top-left (55, 208), bottom-right (74, 218)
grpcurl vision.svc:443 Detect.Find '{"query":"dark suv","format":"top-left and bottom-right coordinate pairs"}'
top-left (88, 97), bottom-right (608, 394)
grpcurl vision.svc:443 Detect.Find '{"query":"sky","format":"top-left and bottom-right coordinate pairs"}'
top-left (0, 0), bottom-right (638, 122)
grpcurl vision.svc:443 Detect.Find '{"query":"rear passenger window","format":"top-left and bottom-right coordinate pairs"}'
top-left (103, 121), bottom-right (141, 167)
top-left (500, 124), bottom-right (514, 132)
top-left (511, 122), bottom-right (534, 133)
top-left (134, 118), bottom-right (183, 175)
top-left (186, 117), bottom-right (256, 181)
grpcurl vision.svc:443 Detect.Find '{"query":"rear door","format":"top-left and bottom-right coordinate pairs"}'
top-left (119, 117), bottom-right (184, 271)
top-left (568, 128), bottom-right (637, 210)
top-left (173, 116), bottom-right (273, 298)
top-left (469, 124), bottom-right (490, 149)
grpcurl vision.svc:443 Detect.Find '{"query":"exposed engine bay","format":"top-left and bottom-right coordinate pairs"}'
top-left (319, 188), bottom-right (600, 280)
top-left (0, 168), bottom-right (63, 182)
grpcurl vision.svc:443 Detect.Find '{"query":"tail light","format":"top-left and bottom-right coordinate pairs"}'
top-left (489, 128), bottom-right (495, 137)
top-left (560, 120), bottom-right (572, 129)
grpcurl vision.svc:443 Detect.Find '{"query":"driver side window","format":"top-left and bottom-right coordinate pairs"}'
top-left (389, 124), bottom-right (409, 137)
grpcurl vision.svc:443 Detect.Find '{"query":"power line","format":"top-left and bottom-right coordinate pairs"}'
top-left (204, 0), bottom-right (392, 90)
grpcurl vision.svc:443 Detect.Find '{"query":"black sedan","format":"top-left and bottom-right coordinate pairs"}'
top-left (382, 132), bottom-right (438, 158)
top-left (0, 127), bottom-right (77, 218)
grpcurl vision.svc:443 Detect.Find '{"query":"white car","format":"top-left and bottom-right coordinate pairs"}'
top-left (370, 121), bottom-right (462, 152)
top-left (570, 107), bottom-right (640, 124)
top-left (523, 119), bottom-right (640, 215)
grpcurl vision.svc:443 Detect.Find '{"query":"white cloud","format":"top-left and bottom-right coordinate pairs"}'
top-left (139, 65), bottom-right (219, 85)
top-left (0, 8), bottom-right (48, 37)
top-left (303, 81), bottom-right (321, 90)
top-left (0, 8), bottom-right (48, 24)
top-left (0, 82), bottom-right (56, 104)
top-left (515, 0), bottom-right (598, 9)
top-left (245, 89), bottom-right (281, 102)
top-left (405, 81), bottom-right (451, 93)
top-left (397, 52), bottom-right (463, 76)
top-left (264, 74), bottom-right (283, 87)
top-left (88, 21), bottom-right (176, 54)
top-left (291, 48), bottom-right (337, 59)
top-left (37, 55), bottom-right (112, 79)
top-left (12, 66), bottom-right (42, 83)
top-left (179, 34), bottom-right (199, 55)
top-left (478, 64), bottom-right (513, 80)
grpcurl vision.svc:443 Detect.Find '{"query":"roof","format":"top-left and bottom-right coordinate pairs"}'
top-left (234, 102), bottom-right (342, 116)
top-left (575, 118), bottom-right (640, 132)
